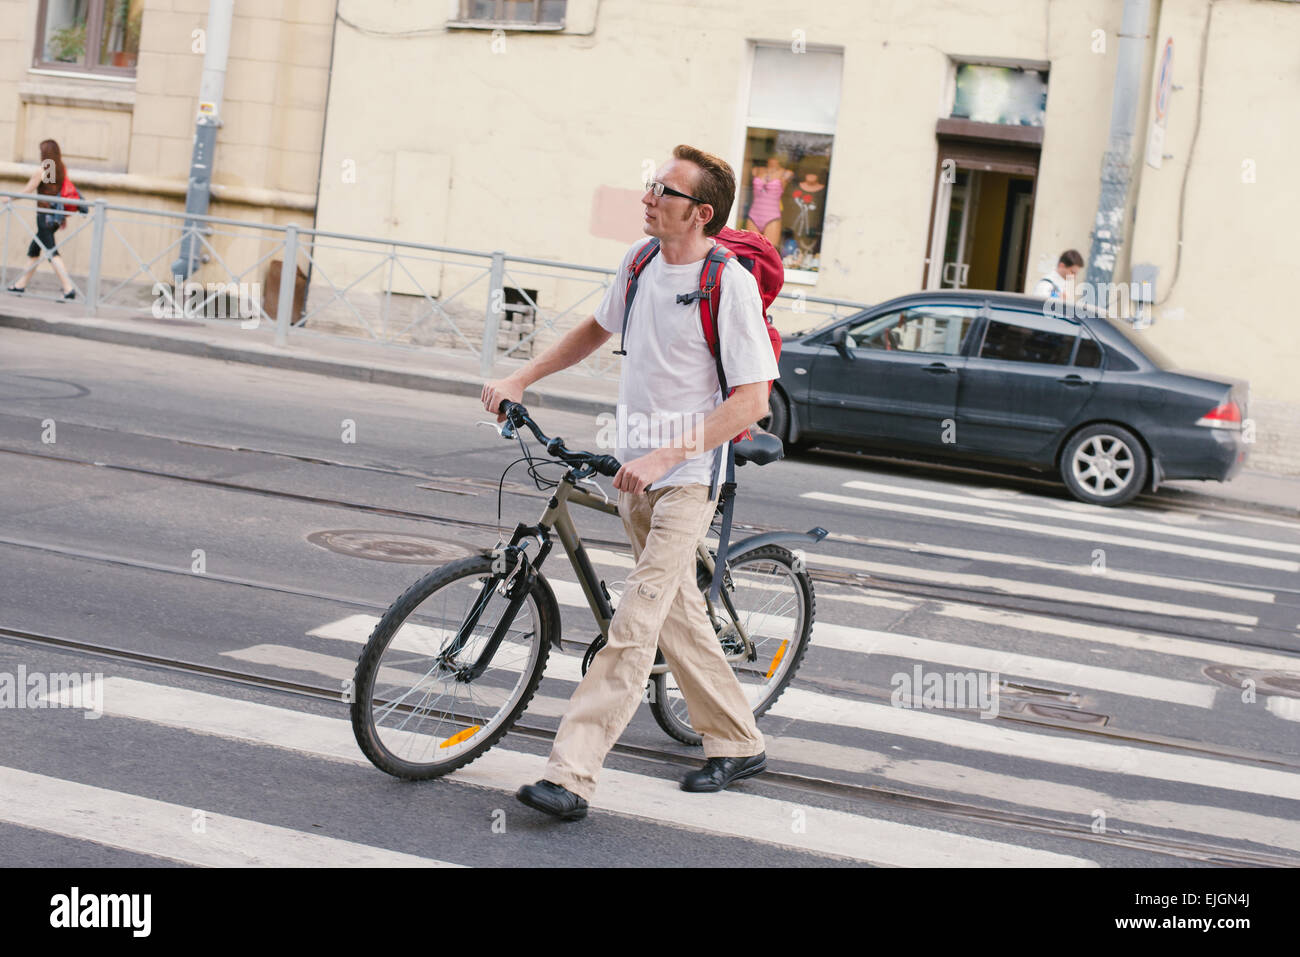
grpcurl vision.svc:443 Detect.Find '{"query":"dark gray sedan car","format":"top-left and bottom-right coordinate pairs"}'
top-left (761, 291), bottom-right (1249, 505)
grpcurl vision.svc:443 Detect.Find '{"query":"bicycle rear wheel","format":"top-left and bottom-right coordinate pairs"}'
top-left (351, 554), bottom-right (555, 779)
top-left (649, 544), bottom-right (814, 746)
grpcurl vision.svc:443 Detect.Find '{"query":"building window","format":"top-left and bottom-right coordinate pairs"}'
top-left (948, 64), bottom-right (1047, 127)
top-left (740, 45), bottom-right (842, 283)
top-left (459, 0), bottom-right (566, 25)
top-left (35, 0), bottom-right (143, 75)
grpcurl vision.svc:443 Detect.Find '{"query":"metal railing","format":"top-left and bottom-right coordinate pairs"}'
top-left (0, 189), bottom-right (868, 379)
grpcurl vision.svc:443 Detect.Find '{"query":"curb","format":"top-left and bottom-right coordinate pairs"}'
top-left (0, 311), bottom-right (614, 419)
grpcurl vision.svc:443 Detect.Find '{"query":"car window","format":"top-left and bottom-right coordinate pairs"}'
top-left (980, 309), bottom-right (1079, 364)
top-left (844, 305), bottom-right (975, 356)
top-left (1075, 329), bottom-right (1102, 368)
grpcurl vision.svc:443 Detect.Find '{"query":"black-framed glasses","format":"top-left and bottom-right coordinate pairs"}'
top-left (644, 179), bottom-right (706, 204)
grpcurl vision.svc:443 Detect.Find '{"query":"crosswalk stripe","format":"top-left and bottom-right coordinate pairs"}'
top-left (48, 677), bottom-right (1094, 867)
top-left (538, 580), bottom-right (1218, 708)
top-left (801, 551), bottom-right (1257, 625)
top-left (0, 765), bottom-right (462, 867)
top-left (935, 604), bottom-right (1300, 672)
top-left (589, 543), bottom-right (1263, 622)
top-left (768, 737), bottom-right (1300, 855)
top-left (306, 615), bottom-right (588, 684)
top-left (823, 535), bottom-right (1275, 604)
top-left (840, 479), bottom-right (1300, 556)
top-left (808, 621), bottom-right (1218, 708)
top-left (1266, 698), bottom-right (1300, 723)
top-left (768, 688), bottom-right (1300, 801)
top-left (222, 643), bottom-right (575, 718)
top-left (802, 491), bottom-right (1300, 572)
top-left (295, 605), bottom-right (1274, 795)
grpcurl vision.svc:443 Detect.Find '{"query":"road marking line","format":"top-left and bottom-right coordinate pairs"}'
top-left (935, 604), bottom-right (1300, 672)
top-left (0, 766), bottom-right (462, 867)
top-left (840, 479), bottom-right (1300, 556)
top-left (768, 736), bottom-right (1300, 855)
top-left (767, 688), bottom-right (1300, 801)
top-left (535, 581), bottom-right (1219, 708)
top-left (826, 536), bottom-right (1274, 604)
top-left (223, 643), bottom-right (575, 717)
top-left (802, 492), bottom-right (1299, 572)
top-left (47, 677), bottom-right (1093, 867)
top-left (807, 621), bottom-right (1218, 708)
top-left (1266, 697), bottom-right (1300, 723)
top-left (799, 550), bottom-right (1257, 625)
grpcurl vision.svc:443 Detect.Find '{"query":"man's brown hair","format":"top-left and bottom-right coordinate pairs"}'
top-left (1059, 249), bottom-right (1084, 268)
top-left (673, 144), bottom-right (735, 236)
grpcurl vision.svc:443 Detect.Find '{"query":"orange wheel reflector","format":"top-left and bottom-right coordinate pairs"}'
top-left (440, 725), bottom-right (481, 748)
top-left (765, 640), bottom-right (789, 679)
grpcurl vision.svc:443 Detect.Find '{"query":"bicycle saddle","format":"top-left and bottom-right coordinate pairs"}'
top-left (732, 430), bottom-right (784, 467)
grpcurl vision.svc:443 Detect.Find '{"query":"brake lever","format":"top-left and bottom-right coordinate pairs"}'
top-left (476, 419), bottom-right (516, 440)
top-left (577, 474), bottom-right (610, 505)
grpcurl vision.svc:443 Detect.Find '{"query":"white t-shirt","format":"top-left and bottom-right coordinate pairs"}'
top-left (594, 237), bottom-right (780, 496)
top-left (1034, 271), bottom-right (1065, 298)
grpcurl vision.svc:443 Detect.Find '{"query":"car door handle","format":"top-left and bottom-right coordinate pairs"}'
top-left (1057, 374), bottom-right (1088, 386)
top-left (923, 363), bottom-right (956, 374)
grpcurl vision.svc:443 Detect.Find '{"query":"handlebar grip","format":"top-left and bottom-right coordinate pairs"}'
top-left (497, 399), bottom-right (526, 418)
top-left (591, 455), bottom-right (622, 477)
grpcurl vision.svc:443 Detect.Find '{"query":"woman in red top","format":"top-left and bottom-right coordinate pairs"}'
top-left (3, 139), bottom-right (77, 300)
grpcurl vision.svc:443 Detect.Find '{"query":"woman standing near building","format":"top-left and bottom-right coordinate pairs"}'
top-left (3, 139), bottom-right (77, 300)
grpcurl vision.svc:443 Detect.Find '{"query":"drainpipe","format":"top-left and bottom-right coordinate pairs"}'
top-left (171, 0), bottom-right (235, 279)
top-left (1083, 0), bottom-right (1151, 307)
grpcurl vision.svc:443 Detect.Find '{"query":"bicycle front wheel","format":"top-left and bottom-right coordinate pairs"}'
top-left (650, 544), bottom-right (814, 746)
top-left (351, 554), bottom-right (555, 779)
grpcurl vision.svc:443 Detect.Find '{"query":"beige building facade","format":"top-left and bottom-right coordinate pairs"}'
top-left (315, 0), bottom-right (1300, 472)
top-left (0, 0), bottom-right (335, 295)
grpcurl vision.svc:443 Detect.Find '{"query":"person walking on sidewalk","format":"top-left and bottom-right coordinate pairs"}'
top-left (3, 139), bottom-right (77, 300)
top-left (481, 144), bottom-right (778, 820)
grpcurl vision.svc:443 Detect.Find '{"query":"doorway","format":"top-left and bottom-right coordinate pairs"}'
top-left (924, 140), bottom-right (1040, 292)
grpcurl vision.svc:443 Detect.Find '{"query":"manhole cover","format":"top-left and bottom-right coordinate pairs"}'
top-left (307, 530), bottom-right (473, 564)
top-left (1204, 664), bottom-right (1300, 699)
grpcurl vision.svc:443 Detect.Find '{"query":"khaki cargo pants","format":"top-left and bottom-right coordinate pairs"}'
top-left (543, 482), bottom-right (765, 800)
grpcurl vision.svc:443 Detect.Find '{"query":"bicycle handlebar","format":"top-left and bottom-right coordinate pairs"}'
top-left (497, 400), bottom-right (622, 478)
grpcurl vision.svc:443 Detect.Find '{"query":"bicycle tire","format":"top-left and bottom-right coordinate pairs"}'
top-left (351, 554), bottom-right (556, 779)
top-left (649, 544), bottom-right (815, 746)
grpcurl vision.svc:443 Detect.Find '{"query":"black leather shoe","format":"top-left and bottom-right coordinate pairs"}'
top-left (516, 779), bottom-right (588, 820)
top-left (680, 752), bottom-right (767, 792)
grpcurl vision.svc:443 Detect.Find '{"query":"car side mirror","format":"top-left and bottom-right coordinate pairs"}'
top-left (831, 325), bottom-right (855, 360)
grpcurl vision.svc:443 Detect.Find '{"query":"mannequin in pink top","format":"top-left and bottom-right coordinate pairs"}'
top-left (744, 156), bottom-right (792, 245)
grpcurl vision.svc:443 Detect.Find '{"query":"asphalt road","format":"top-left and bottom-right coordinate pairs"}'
top-left (1, 328), bottom-right (1298, 867)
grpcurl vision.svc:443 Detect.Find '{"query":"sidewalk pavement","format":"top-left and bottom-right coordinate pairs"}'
top-left (2, 295), bottom-right (1296, 519)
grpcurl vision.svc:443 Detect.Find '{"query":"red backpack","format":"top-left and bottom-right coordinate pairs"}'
top-left (613, 226), bottom-right (784, 443)
top-left (55, 176), bottom-right (84, 229)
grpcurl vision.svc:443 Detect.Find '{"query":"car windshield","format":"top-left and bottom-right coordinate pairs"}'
top-left (1094, 314), bottom-right (1177, 370)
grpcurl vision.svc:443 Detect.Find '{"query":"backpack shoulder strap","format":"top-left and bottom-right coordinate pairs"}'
top-left (695, 245), bottom-right (734, 393)
top-left (613, 238), bottom-right (660, 356)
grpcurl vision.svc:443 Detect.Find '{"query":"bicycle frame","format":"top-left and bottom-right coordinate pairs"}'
top-left (486, 467), bottom-right (826, 679)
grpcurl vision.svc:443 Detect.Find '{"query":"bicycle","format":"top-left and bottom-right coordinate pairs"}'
top-left (350, 400), bottom-right (826, 780)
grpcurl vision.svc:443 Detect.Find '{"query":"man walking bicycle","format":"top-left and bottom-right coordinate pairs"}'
top-left (481, 145), bottom-right (778, 820)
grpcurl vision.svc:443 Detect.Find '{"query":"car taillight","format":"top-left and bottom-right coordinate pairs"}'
top-left (1196, 399), bottom-right (1242, 429)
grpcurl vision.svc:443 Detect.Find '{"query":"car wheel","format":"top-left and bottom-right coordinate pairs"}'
top-left (759, 389), bottom-right (796, 447)
top-left (758, 389), bottom-right (787, 437)
top-left (1060, 424), bottom-right (1148, 506)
